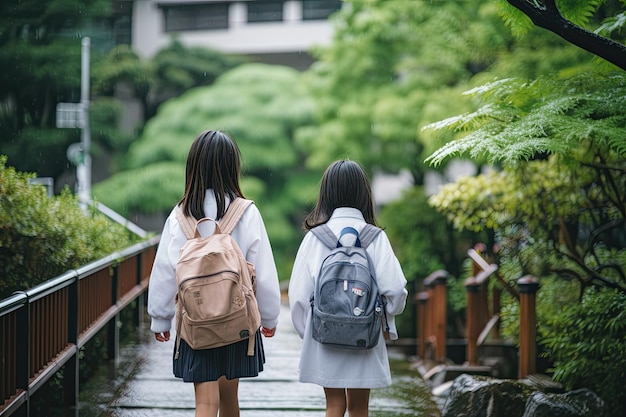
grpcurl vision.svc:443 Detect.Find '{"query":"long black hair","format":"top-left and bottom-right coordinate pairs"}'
top-left (303, 159), bottom-right (378, 230)
top-left (180, 130), bottom-right (244, 220)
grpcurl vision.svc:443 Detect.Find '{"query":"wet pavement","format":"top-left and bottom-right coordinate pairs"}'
top-left (74, 302), bottom-right (441, 416)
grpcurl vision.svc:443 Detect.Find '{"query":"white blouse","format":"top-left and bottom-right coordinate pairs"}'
top-left (147, 191), bottom-right (282, 334)
top-left (288, 207), bottom-right (408, 388)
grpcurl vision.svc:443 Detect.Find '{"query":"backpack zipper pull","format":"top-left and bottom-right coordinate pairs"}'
top-left (343, 279), bottom-right (348, 291)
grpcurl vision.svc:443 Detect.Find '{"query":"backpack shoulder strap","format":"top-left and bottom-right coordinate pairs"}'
top-left (176, 205), bottom-right (197, 240)
top-left (311, 223), bottom-right (382, 249)
top-left (356, 224), bottom-right (382, 249)
top-left (218, 198), bottom-right (254, 235)
top-left (310, 224), bottom-right (338, 250)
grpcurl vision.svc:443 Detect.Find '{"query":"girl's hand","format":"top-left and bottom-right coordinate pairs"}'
top-left (261, 327), bottom-right (276, 338)
top-left (155, 331), bottom-right (170, 342)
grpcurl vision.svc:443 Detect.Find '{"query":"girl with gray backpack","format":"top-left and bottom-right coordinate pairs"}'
top-left (288, 159), bottom-right (408, 417)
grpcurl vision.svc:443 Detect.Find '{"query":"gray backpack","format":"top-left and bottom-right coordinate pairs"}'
top-left (310, 224), bottom-right (388, 349)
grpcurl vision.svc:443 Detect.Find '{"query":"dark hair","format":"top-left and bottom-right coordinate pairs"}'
top-left (303, 159), bottom-right (378, 230)
top-left (180, 130), bottom-right (244, 220)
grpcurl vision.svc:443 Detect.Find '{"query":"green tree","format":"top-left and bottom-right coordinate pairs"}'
top-left (149, 39), bottom-right (246, 118)
top-left (498, 0), bottom-right (626, 70)
top-left (422, 3), bottom-right (626, 409)
top-left (542, 287), bottom-right (626, 416)
top-left (0, 156), bottom-right (142, 299)
top-left (426, 72), bottom-right (626, 291)
top-left (297, 0), bottom-right (512, 181)
top-left (93, 63), bottom-right (318, 279)
top-left (89, 41), bottom-right (244, 177)
top-left (0, 0), bottom-right (112, 179)
top-left (93, 40), bottom-right (246, 121)
top-left (425, 64), bottom-right (625, 417)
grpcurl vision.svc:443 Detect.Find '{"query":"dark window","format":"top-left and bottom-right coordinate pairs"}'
top-left (112, 1), bottom-right (133, 45)
top-left (248, 0), bottom-right (284, 23)
top-left (302, 0), bottom-right (341, 21)
top-left (162, 3), bottom-right (229, 32)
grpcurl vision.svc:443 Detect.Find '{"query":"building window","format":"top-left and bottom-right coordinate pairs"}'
top-left (302, 0), bottom-right (342, 21)
top-left (112, 1), bottom-right (133, 45)
top-left (162, 3), bottom-right (229, 32)
top-left (248, 0), bottom-right (284, 23)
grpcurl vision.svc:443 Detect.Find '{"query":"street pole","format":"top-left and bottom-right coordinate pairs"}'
top-left (77, 37), bottom-right (91, 206)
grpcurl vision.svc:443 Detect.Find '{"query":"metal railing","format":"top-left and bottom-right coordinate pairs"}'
top-left (0, 236), bottom-right (159, 416)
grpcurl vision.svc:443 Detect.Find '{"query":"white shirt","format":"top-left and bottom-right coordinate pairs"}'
top-left (288, 207), bottom-right (408, 388)
top-left (147, 191), bottom-right (282, 334)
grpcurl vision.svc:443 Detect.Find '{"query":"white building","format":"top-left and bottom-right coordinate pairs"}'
top-left (131, 0), bottom-right (342, 70)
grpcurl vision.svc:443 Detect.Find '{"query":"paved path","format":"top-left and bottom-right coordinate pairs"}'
top-left (77, 302), bottom-right (440, 417)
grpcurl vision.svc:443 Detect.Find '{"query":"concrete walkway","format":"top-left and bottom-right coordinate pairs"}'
top-left (77, 302), bottom-right (439, 417)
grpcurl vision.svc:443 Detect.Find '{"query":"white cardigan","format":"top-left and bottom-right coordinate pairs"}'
top-left (288, 207), bottom-right (408, 388)
top-left (147, 191), bottom-right (282, 334)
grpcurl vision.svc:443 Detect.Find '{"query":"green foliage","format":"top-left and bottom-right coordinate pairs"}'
top-left (92, 40), bottom-right (246, 120)
top-left (381, 186), bottom-right (477, 282)
top-left (298, 0), bottom-right (511, 178)
top-left (122, 64), bottom-right (313, 174)
top-left (380, 186), bottom-right (483, 338)
top-left (425, 72), bottom-right (626, 289)
top-left (90, 98), bottom-right (135, 154)
top-left (0, 0), bottom-right (119, 180)
top-left (541, 287), bottom-right (626, 415)
top-left (494, 0), bottom-right (608, 38)
top-left (0, 126), bottom-right (80, 179)
top-left (92, 45), bottom-right (152, 99)
top-left (428, 171), bottom-right (513, 233)
top-left (92, 161), bottom-right (184, 215)
top-left (0, 156), bottom-right (143, 299)
top-left (425, 72), bottom-right (626, 166)
top-left (93, 63), bottom-right (318, 281)
top-left (430, 153), bottom-right (626, 290)
top-left (152, 39), bottom-right (246, 96)
top-left (426, 58), bottom-right (625, 404)
top-left (499, 274), bottom-right (580, 344)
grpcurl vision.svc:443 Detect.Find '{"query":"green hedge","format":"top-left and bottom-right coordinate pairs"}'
top-left (0, 155), bottom-right (143, 299)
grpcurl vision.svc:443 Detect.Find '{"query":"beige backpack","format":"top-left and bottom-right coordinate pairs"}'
top-left (174, 198), bottom-right (261, 357)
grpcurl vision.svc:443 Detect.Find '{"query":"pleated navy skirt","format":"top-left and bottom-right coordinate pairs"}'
top-left (173, 330), bottom-right (265, 382)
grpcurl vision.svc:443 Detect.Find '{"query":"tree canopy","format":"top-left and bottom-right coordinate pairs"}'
top-left (499, 0), bottom-right (626, 70)
top-left (297, 0), bottom-right (512, 181)
top-left (0, 0), bottom-right (112, 179)
top-left (422, 2), bottom-right (626, 412)
top-left (93, 63), bottom-right (319, 278)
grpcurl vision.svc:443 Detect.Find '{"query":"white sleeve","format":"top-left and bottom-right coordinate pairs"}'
top-left (147, 212), bottom-right (181, 333)
top-left (369, 231), bottom-right (408, 340)
top-left (288, 232), bottom-right (317, 339)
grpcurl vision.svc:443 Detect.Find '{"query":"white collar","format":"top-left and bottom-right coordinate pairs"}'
top-left (330, 207), bottom-right (365, 221)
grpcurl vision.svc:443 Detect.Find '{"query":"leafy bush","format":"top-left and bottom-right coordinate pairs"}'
top-left (379, 186), bottom-right (483, 338)
top-left (541, 287), bottom-right (626, 416)
top-left (0, 156), bottom-right (143, 299)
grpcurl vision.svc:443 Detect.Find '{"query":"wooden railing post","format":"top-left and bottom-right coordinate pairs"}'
top-left (518, 275), bottom-right (539, 379)
top-left (63, 275), bottom-right (79, 408)
top-left (464, 276), bottom-right (481, 365)
top-left (415, 291), bottom-right (429, 359)
top-left (470, 251), bottom-right (491, 335)
top-left (108, 265), bottom-right (120, 361)
top-left (492, 286), bottom-right (502, 340)
top-left (134, 252), bottom-right (144, 326)
top-left (424, 270), bottom-right (449, 363)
